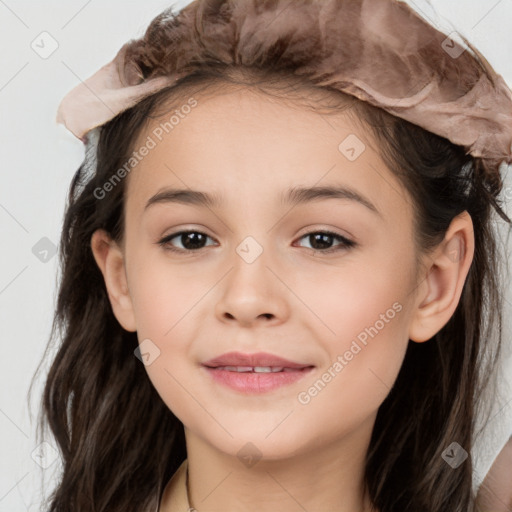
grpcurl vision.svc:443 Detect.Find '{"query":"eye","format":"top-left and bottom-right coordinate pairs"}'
top-left (294, 230), bottom-right (356, 253)
top-left (157, 229), bottom-right (356, 254)
top-left (157, 230), bottom-right (217, 253)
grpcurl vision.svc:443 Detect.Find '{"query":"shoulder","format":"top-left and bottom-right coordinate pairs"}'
top-left (159, 459), bottom-right (190, 512)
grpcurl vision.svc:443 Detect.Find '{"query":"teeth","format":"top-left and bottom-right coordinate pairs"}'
top-left (224, 366), bottom-right (253, 372)
top-left (254, 366), bottom-right (273, 373)
top-left (215, 366), bottom-right (285, 373)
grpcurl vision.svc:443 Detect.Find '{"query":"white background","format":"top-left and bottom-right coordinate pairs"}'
top-left (1, 0), bottom-right (511, 510)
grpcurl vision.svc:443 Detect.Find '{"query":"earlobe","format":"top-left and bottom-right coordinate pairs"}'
top-left (90, 229), bottom-right (137, 332)
top-left (409, 211), bottom-right (474, 343)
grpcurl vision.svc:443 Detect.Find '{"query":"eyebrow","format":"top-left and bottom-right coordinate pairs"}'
top-left (144, 185), bottom-right (380, 216)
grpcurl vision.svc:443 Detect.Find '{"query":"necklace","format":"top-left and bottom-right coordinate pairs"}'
top-left (185, 467), bottom-right (197, 512)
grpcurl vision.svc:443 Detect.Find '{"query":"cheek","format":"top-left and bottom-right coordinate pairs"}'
top-left (294, 295), bottom-right (410, 445)
top-left (126, 247), bottom-right (211, 338)
top-left (298, 250), bottom-right (414, 412)
top-left (125, 252), bottom-right (214, 421)
top-left (306, 246), bottom-right (412, 348)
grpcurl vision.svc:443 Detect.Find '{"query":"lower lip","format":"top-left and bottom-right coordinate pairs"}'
top-left (203, 366), bottom-right (314, 393)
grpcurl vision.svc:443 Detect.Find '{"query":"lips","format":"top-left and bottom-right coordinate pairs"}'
top-left (201, 351), bottom-right (315, 393)
top-left (202, 351), bottom-right (313, 371)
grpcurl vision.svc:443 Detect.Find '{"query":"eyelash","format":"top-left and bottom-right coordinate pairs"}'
top-left (157, 229), bottom-right (356, 255)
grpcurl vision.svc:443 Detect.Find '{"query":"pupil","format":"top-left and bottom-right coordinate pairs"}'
top-left (182, 232), bottom-right (205, 250)
top-left (310, 233), bottom-right (332, 250)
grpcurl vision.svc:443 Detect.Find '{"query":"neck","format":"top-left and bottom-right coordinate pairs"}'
top-left (183, 419), bottom-right (376, 512)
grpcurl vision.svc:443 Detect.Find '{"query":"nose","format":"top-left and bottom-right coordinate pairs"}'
top-left (214, 254), bottom-right (290, 328)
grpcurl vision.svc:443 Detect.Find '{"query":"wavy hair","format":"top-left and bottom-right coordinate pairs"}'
top-left (30, 1), bottom-right (511, 511)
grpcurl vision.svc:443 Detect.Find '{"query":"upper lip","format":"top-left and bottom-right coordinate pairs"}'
top-left (202, 351), bottom-right (313, 369)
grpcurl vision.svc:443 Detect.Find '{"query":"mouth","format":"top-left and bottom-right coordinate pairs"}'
top-left (201, 352), bottom-right (315, 393)
top-left (206, 365), bottom-right (306, 373)
top-left (209, 366), bottom-right (306, 373)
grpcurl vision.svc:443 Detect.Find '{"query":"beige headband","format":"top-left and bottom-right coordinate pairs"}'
top-left (56, 0), bottom-right (512, 169)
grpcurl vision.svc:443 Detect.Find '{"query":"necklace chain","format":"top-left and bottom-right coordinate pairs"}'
top-left (185, 469), bottom-right (197, 512)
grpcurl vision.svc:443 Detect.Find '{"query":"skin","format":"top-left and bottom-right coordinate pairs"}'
top-left (91, 86), bottom-right (475, 512)
top-left (476, 437), bottom-right (512, 511)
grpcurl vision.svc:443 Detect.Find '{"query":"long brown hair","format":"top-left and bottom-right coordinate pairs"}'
top-left (29, 1), bottom-right (511, 511)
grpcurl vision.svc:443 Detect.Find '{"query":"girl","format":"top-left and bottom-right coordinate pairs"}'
top-left (32, 0), bottom-right (512, 511)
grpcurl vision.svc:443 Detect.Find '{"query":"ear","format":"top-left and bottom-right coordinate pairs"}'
top-left (90, 229), bottom-right (137, 332)
top-left (409, 211), bottom-right (475, 343)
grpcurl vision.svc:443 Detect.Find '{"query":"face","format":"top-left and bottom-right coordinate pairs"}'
top-left (110, 87), bottom-right (424, 460)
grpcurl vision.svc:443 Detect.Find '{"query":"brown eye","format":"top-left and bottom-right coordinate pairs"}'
top-left (295, 231), bottom-right (355, 253)
top-left (158, 231), bottom-right (217, 253)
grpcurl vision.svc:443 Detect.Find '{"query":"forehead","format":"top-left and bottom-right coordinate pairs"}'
top-left (125, 87), bottom-right (411, 220)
